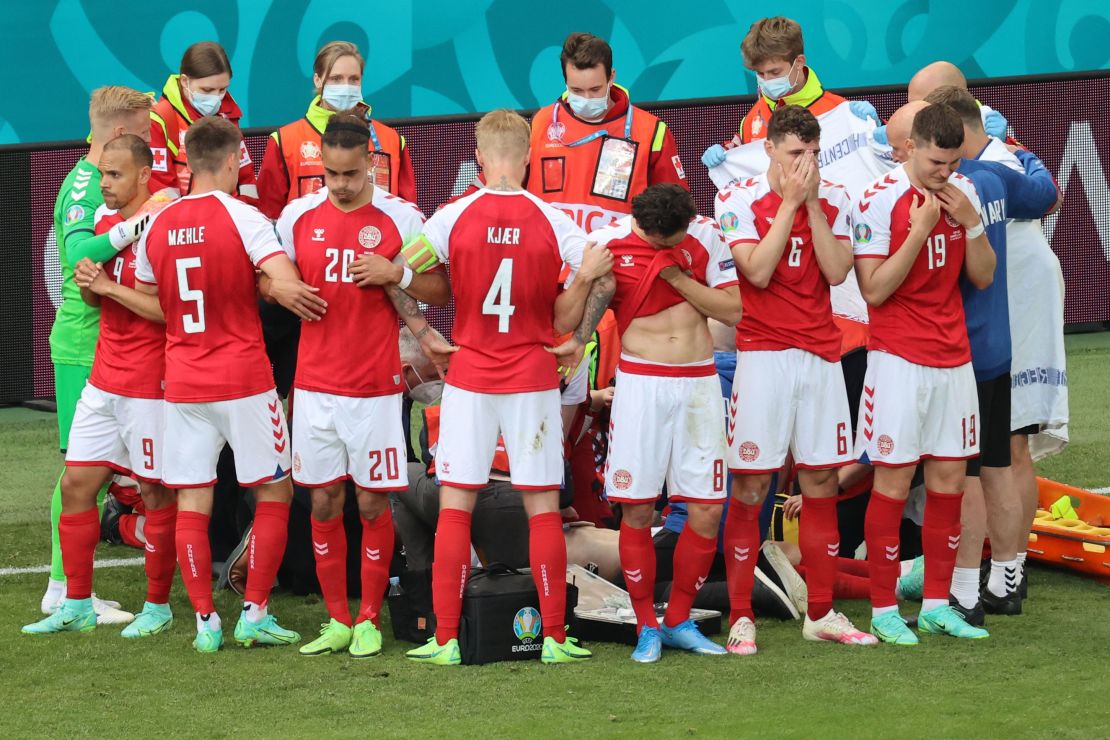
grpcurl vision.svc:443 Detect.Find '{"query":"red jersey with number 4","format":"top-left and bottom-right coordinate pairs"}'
top-left (852, 165), bottom-right (982, 367)
top-left (88, 206), bottom-right (166, 399)
top-left (135, 191), bottom-right (287, 402)
top-left (418, 189), bottom-right (587, 394)
top-left (715, 173), bottom-right (852, 362)
top-left (277, 187), bottom-right (426, 397)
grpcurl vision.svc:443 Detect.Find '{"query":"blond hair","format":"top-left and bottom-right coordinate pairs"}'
top-left (741, 16), bottom-right (804, 68)
top-left (89, 86), bottom-right (153, 127)
top-left (475, 109), bottom-right (530, 162)
top-left (314, 41), bottom-right (364, 85)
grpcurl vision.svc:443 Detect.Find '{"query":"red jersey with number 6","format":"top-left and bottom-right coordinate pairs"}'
top-left (417, 189), bottom-right (588, 394)
top-left (135, 191), bottom-right (287, 402)
top-left (852, 165), bottom-right (981, 367)
top-left (277, 187), bottom-right (426, 397)
top-left (715, 172), bottom-right (852, 362)
top-left (88, 206), bottom-right (166, 399)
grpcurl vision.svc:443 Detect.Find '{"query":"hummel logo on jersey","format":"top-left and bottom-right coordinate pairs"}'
top-left (313, 541), bottom-right (329, 556)
top-left (624, 568), bottom-right (643, 583)
top-left (620, 254), bottom-right (634, 268)
top-left (312, 228), bottom-right (326, 242)
top-left (365, 547), bottom-right (381, 561)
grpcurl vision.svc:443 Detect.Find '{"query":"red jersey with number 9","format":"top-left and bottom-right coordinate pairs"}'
top-left (419, 189), bottom-right (588, 394)
top-left (852, 165), bottom-right (982, 367)
top-left (135, 190), bottom-right (287, 402)
top-left (276, 187), bottom-right (427, 397)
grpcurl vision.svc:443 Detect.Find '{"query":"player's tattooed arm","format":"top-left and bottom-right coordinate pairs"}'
top-left (553, 242), bottom-right (612, 334)
top-left (387, 283), bottom-right (457, 376)
top-left (548, 272), bottom-right (615, 374)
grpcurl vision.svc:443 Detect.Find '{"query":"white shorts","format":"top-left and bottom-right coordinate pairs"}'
top-left (65, 385), bottom-right (164, 483)
top-left (727, 349), bottom-right (852, 473)
top-left (162, 390), bottom-right (292, 488)
top-left (855, 351), bottom-right (979, 466)
top-left (436, 384), bottom-right (562, 489)
top-left (292, 389), bottom-right (408, 491)
top-left (605, 356), bottom-right (727, 504)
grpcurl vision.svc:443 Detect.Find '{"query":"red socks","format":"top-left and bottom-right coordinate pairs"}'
top-left (118, 514), bottom-right (144, 549)
top-left (243, 501), bottom-right (291, 607)
top-left (864, 490), bottom-right (905, 609)
top-left (663, 525), bottom-right (717, 628)
top-left (176, 510), bottom-right (215, 614)
top-left (59, 507), bottom-right (100, 600)
top-left (922, 489), bottom-right (964, 601)
top-left (310, 514), bottom-right (350, 625)
top-left (529, 512), bottom-right (567, 641)
top-left (143, 504), bottom-right (177, 604)
top-left (618, 521), bottom-right (658, 631)
top-left (724, 500), bottom-right (761, 623)
top-left (799, 495), bottom-right (839, 620)
top-left (359, 508), bottom-right (394, 626)
top-left (432, 508), bottom-right (472, 644)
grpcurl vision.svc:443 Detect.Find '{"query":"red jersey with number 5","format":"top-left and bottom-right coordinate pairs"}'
top-left (277, 187), bottom-right (426, 397)
top-left (852, 165), bottom-right (981, 367)
top-left (135, 191), bottom-right (287, 402)
top-left (88, 206), bottom-right (166, 399)
top-left (418, 189), bottom-right (587, 394)
top-left (715, 172), bottom-right (851, 362)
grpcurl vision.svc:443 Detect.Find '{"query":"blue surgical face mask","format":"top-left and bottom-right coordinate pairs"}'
top-left (322, 84), bottom-right (363, 111)
top-left (185, 82), bottom-right (224, 117)
top-left (757, 60), bottom-right (800, 100)
top-left (566, 86), bottom-right (610, 121)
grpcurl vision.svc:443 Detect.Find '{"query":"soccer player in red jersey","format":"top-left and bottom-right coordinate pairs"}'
top-left (582, 184), bottom-right (740, 662)
top-left (852, 103), bottom-right (996, 644)
top-left (133, 117), bottom-right (327, 653)
top-left (402, 110), bottom-right (615, 666)
top-left (713, 106), bottom-right (878, 653)
top-left (23, 135), bottom-right (176, 638)
top-left (274, 114), bottom-right (448, 658)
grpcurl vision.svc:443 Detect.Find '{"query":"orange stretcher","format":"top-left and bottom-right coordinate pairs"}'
top-left (1028, 477), bottom-right (1110, 583)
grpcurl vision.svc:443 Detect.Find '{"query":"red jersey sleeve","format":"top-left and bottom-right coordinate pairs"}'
top-left (256, 133), bottom-right (291, 220)
top-left (647, 124), bottom-right (689, 190)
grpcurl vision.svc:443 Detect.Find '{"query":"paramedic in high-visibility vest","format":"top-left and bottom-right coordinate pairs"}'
top-left (701, 17), bottom-right (878, 165)
top-left (526, 32), bottom-right (688, 235)
top-left (148, 41), bottom-right (257, 203)
top-left (256, 40), bottom-right (416, 219)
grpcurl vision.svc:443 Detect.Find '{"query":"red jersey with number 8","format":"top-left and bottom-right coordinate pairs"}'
top-left (276, 187), bottom-right (426, 397)
top-left (418, 189), bottom-right (587, 394)
top-left (852, 165), bottom-right (981, 367)
top-left (135, 190), bottom-right (287, 402)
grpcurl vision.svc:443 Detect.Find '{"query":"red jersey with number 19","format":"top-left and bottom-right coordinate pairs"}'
top-left (87, 206), bottom-right (166, 399)
top-left (852, 165), bottom-right (981, 367)
top-left (277, 187), bottom-right (426, 397)
top-left (135, 191), bottom-right (287, 402)
top-left (419, 189), bottom-right (588, 394)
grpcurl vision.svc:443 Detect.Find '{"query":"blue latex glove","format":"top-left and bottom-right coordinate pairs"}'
top-left (701, 144), bottom-right (727, 168)
top-left (872, 125), bottom-right (888, 146)
top-left (984, 108), bottom-right (1009, 138)
top-left (849, 100), bottom-right (880, 125)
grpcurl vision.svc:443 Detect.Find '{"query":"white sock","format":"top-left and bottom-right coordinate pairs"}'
top-left (244, 601), bottom-right (268, 623)
top-left (1016, 551), bottom-right (1027, 574)
top-left (134, 516), bottom-right (147, 545)
top-left (987, 559), bottom-right (1019, 597)
top-left (196, 611), bottom-right (222, 632)
top-left (898, 560), bottom-right (915, 577)
top-left (922, 598), bottom-right (948, 612)
top-left (872, 605), bottom-right (899, 618)
top-left (950, 567), bottom-right (980, 609)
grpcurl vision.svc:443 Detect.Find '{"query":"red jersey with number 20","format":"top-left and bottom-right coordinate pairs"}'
top-left (277, 187), bottom-right (427, 397)
top-left (88, 206), bottom-right (166, 399)
top-left (715, 173), bottom-right (852, 362)
top-left (419, 189), bottom-right (587, 394)
top-left (135, 191), bottom-right (287, 402)
top-left (852, 165), bottom-right (982, 367)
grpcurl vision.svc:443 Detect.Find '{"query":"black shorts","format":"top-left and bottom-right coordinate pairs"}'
top-left (966, 372), bottom-right (1012, 477)
top-left (1012, 423), bottom-right (1039, 436)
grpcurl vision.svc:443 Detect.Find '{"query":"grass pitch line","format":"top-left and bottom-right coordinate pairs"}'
top-left (0, 556), bottom-right (143, 577)
top-left (1089, 486), bottom-right (1110, 495)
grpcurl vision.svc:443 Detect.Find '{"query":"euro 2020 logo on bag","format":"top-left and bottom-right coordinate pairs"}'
top-left (512, 606), bottom-right (541, 649)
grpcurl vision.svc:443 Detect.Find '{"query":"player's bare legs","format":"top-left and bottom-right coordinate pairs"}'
top-left (1010, 433), bottom-right (1038, 594)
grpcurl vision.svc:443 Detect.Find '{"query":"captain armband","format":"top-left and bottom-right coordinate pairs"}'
top-left (401, 235), bottom-right (441, 274)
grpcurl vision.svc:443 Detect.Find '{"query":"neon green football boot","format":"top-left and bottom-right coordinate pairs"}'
top-left (405, 636), bottom-right (461, 666)
top-left (22, 598), bottom-right (96, 635)
top-left (870, 611), bottom-right (919, 646)
top-left (349, 620), bottom-right (383, 659)
top-left (121, 602), bottom-right (173, 638)
top-left (299, 619), bottom-right (352, 656)
top-left (541, 635), bottom-right (592, 664)
top-left (919, 604), bottom-right (990, 639)
top-left (234, 613), bottom-right (301, 647)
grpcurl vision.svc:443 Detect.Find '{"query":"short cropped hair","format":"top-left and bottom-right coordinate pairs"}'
top-left (180, 41), bottom-right (232, 79)
top-left (102, 133), bottom-right (153, 169)
top-left (184, 116), bottom-right (242, 174)
top-left (560, 32), bottom-right (613, 80)
top-left (911, 103), bottom-right (965, 150)
top-left (88, 86), bottom-right (152, 128)
top-left (923, 85), bottom-right (983, 132)
top-left (767, 105), bottom-right (820, 144)
top-left (475, 109), bottom-right (531, 161)
top-left (741, 17), bottom-right (804, 68)
top-left (632, 184), bottom-right (697, 238)
top-left (321, 113), bottom-right (371, 151)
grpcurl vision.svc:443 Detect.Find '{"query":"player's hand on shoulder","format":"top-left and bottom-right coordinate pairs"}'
top-left (935, 183), bottom-right (980, 229)
top-left (349, 253), bottom-right (401, 287)
top-left (908, 190), bottom-right (941, 234)
top-left (545, 335), bottom-right (585, 377)
top-left (579, 241), bottom-right (613, 281)
top-left (268, 277), bottom-right (327, 321)
top-left (415, 325), bottom-right (457, 378)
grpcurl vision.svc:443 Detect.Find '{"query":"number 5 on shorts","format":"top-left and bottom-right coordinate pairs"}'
top-left (482, 258), bottom-right (515, 333)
